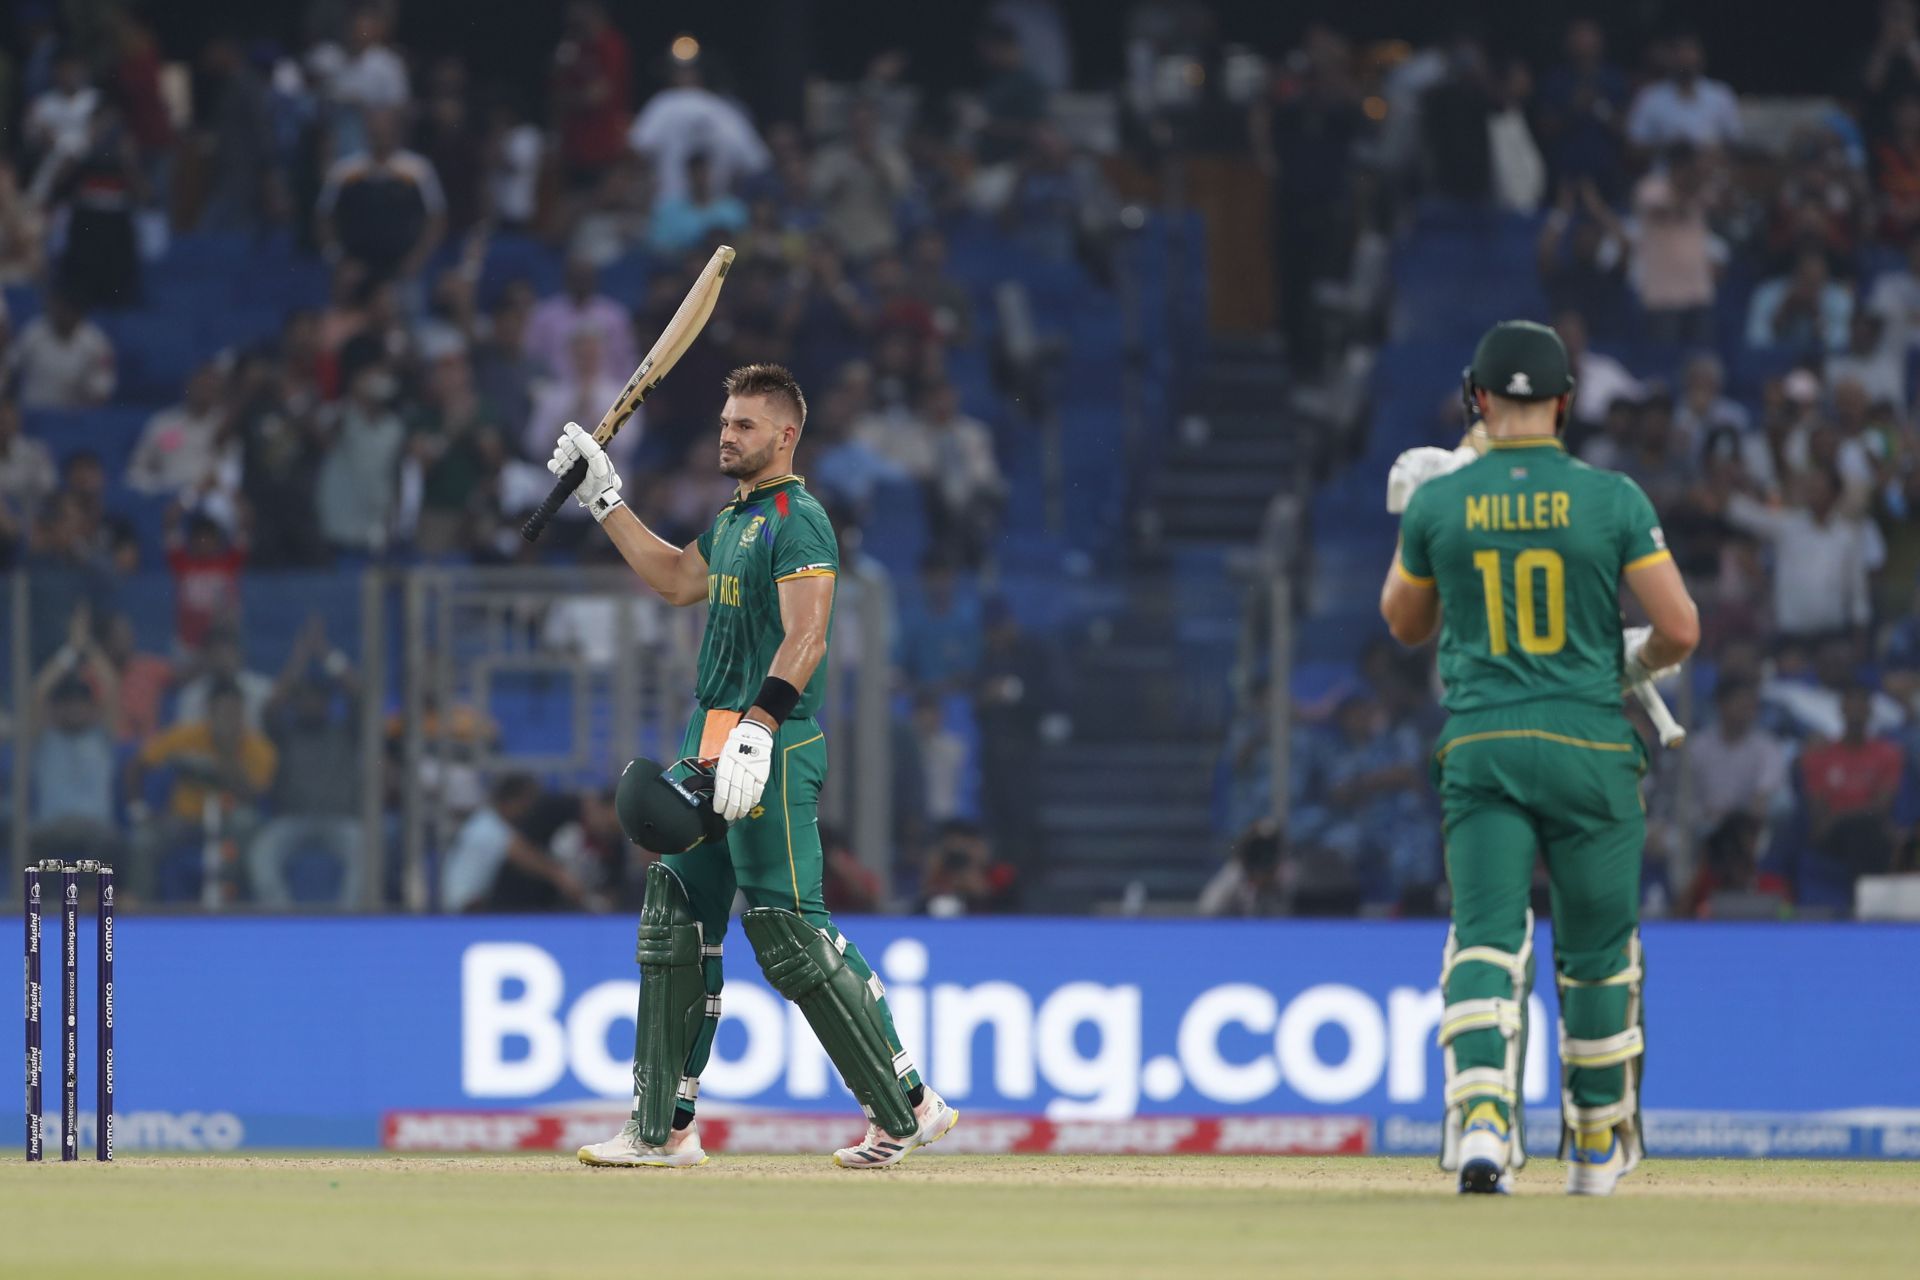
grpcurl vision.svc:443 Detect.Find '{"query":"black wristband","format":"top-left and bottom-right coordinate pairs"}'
top-left (752, 676), bottom-right (801, 724)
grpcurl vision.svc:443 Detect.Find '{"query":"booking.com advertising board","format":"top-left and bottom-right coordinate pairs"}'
top-left (10, 918), bottom-right (1920, 1158)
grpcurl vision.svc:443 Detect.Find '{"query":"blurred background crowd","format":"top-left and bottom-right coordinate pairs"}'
top-left (1, 0), bottom-right (1917, 923)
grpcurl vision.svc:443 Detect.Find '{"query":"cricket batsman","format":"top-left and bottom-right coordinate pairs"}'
top-left (553, 363), bottom-right (957, 1169)
top-left (1378, 321), bottom-right (1700, 1196)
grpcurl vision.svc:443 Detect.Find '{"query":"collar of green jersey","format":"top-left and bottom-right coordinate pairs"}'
top-left (727, 473), bottom-right (805, 506)
top-left (1483, 436), bottom-right (1564, 451)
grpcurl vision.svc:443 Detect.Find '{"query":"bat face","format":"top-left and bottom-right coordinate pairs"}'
top-left (591, 245), bottom-right (735, 445)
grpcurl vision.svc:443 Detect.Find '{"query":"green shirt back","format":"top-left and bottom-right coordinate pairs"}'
top-left (693, 475), bottom-right (838, 719)
top-left (1397, 440), bottom-right (1668, 713)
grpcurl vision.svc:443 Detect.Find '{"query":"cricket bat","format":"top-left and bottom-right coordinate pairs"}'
top-left (521, 244), bottom-right (736, 542)
top-left (1632, 679), bottom-right (1686, 748)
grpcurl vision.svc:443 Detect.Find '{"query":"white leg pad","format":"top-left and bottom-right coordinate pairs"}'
top-left (1437, 910), bottom-right (1534, 1172)
top-left (1557, 932), bottom-right (1646, 1164)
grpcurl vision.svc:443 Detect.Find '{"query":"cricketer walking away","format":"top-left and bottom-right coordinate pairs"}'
top-left (550, 363), bottom-right (958, 1170)
top-left (1379, 320), bottom-right (1701, 1196)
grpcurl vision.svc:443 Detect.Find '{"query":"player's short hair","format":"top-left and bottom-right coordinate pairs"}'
top-left (724, 363), bottom-right (807, 429)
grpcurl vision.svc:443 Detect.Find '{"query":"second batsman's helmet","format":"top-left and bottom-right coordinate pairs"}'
top-left (616, 757), bottom-right (729, 854)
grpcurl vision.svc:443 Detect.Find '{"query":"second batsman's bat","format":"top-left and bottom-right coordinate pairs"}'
top-left (522, 244), bottom-right (736, 542)
top-left (1632, 679), bottom-right (1686, 748)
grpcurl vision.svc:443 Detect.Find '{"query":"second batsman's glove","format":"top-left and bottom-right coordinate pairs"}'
top-left (713, 718), bottom-right (774, 822)
top-left (548, 421), bottom-right (624, 521)
top-left (1621, 625), bottom-right (1682, 690)
top-left (1386, 445), bottom-right (1477, 514)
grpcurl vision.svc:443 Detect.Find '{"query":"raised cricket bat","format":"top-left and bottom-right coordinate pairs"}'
top-left (1632, 679), bottom-right (1686, 748)
top-left (521, 244), bottom-right (736, 542)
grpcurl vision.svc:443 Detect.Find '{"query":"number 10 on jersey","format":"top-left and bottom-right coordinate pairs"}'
top-left (1473, 549), bottom-right (1566, 655)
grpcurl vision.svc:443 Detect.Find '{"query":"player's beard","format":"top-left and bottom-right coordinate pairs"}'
top-left (720, 438), bottom-right (777, 479)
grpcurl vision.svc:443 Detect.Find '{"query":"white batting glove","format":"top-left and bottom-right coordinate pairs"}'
top-left (712, 719), bottom-right (774, 822)
top-left (1386, 445), bottom-right (1475, 513)
top-left (548, 422), bottom-right (624, 521)
top-left (1621, 625), bottom-right (1681, 689)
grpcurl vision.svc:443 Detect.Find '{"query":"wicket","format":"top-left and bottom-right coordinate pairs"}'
top-left (23, 860), bottom-right (114, 1163)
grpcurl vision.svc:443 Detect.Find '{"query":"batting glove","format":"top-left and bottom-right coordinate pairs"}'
top-left (548, 421), bottom-right (624, 522)
top-left (713, 719), bottom-right (774, 822)
top-left (1386, 445), bottom-right (1476, 514)
top-left (1621, 625), bottom-right (1682, 689)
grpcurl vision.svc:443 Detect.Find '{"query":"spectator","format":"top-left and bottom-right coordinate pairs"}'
top-left (1745, 249), bottom-right (1852, 354)
top-left (1629, 144), bottom-right (1723, 345)
top-left (550, 0), bottom-right (632, 189)
top-left (626, 52), bottom-right (769, 201)
top-left (1867, 229), bottom-right (1920, 349)
top-left (813, 100), bottom-right (911, 261)
top-left (1487, 59), bottom-right (1546, 214)
top-left (1827, 316), bottom-right (1906, 410)
top-left (234, 343), bottom-right (330, 568)
top-left (316, 107), bottom-right (446, 283)
top-left (1801, 684), bottom-right (1906, 879)
top-left (24, 51), bottom-right (99, 202)
top-left (648, 150), bottom-right (748, 257)
top-left (896, 556), bottom-right (984, 693)
top-left (441, 773), bottom-right (588, 912)
top-left (1198, 820), bottom-right (1289, 917)
top-left (909, 694), bottom-right (968, 824)
top-left (569, 153), bottom-right (655, 266)
top-left (916, 820), bottom-right (1015, 915)
top-left (975, 20), bottom-right (1048, 166)
top-left (821, 824), bottom-right (882, 914)
top-left (24, 491), bottom-right (116, 665)
top-left (408, 349), bottom-right (505, 554)
top-left (172, 626), bottom-right (274, 728)
top-left (0, 159), bottom-right (48, 283)
top-left (128, 677), bottom-right (277, 901)
top-left (1625, 34), bottom-right (1741, 154)
top-left (1535, 180), bottom-right (1628, 334)
top-left (472, 283), bottom-right (544, 437)
top-left (0, 398), bottom-right (56, 557)
top-left (1686, 679), bottom-right (1792, 840)
top-left (526, 329), bottom-right (634, 474)
top-left (484, 94), bottom-right (545, 231)
top-left (1292, 692), bottom-right (1436, 905)
top-left (196, 38), bottom-right (278, 232)
top-left (1683, 813), bottom-right (1791, 919)
top-left (324, 4), bottom-right (411, 158)
top-left (918, 381), bottom-right (1006, 568)
top-left (164, 509), bottom-right (246, 652)
top-left (107, 9), bottom-right (174, 194)
top-left (248, 618), bottom-right (363, 908)
top-left (1556, 309), bottom-right (1641, 431)
top-left (127, 362), bottom-right (230, 501)
top-left (1874, 94), bottom-right (1920, 242)
top-left (1534, 18), bottom-right (1629, 196)
top-left (1866, 0), bottom-right (1920, 141)
top-left (524, 256), bottom-right (638, 387)
top-left (1727, 468), bottom-right (1880, 639)
top-left (97, 613), bottom-right (172, 744)
top-left (27, 610), bottom-right (122, 864)
top-left (906, 227), bottom-right (973, 345)
top-left (1674, 353), bottom-right (1751, 457)
top-left (49, 101), bottom-right (144, 309)
top-left (974, 597), bottom-right (1057, 872)
top-left (412, 57), bottom-right (485, 236)
top-left (317, 357), bottom-right (407, 553)
top-left (6, 290), bottom-right (115, 408)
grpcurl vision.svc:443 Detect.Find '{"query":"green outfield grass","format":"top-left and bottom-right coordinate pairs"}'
top-left (7, 1154), bottom-right (1917, 1279)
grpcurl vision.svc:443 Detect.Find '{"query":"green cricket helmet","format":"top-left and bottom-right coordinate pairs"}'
top-left (1464, 319), bottom-right (1576, 403)
top-left (616, 756), bottom-right (729, 854)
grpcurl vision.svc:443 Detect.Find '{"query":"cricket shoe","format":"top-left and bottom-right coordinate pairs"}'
top-left (1456, 1114), bottom-right (1513, 1196)
top-left (577, 1118), bottom-right (708, 1168)
top-left (1566, 1130), bottom-right (1638, 1197)
top-left (833, 1089), bottom-right (959, 1169)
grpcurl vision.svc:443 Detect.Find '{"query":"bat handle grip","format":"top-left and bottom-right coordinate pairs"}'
top-left (522, 458), bottom-right (587, 543)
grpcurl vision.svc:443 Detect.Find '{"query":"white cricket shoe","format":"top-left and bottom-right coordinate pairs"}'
top-left (1456, 1118), bottom-right (1512, 1195)
top-left (1565, 1130), bottom-right (1638, 1196)
top-left (833, 1089), bottom-right (959, 1169)
top-left (577, 1117), bottom-right (708, 1168)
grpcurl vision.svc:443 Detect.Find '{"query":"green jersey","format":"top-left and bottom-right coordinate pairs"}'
top-left (1397, 439), bottom-right (1669, 714)
top-left (693, 474), bottom-right (838, 719)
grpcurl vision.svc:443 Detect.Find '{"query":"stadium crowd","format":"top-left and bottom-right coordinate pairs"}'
top-left (1217, 7), bottom-right (1920, 921)
top-left (3, 2), bottom-right (1919, 920)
